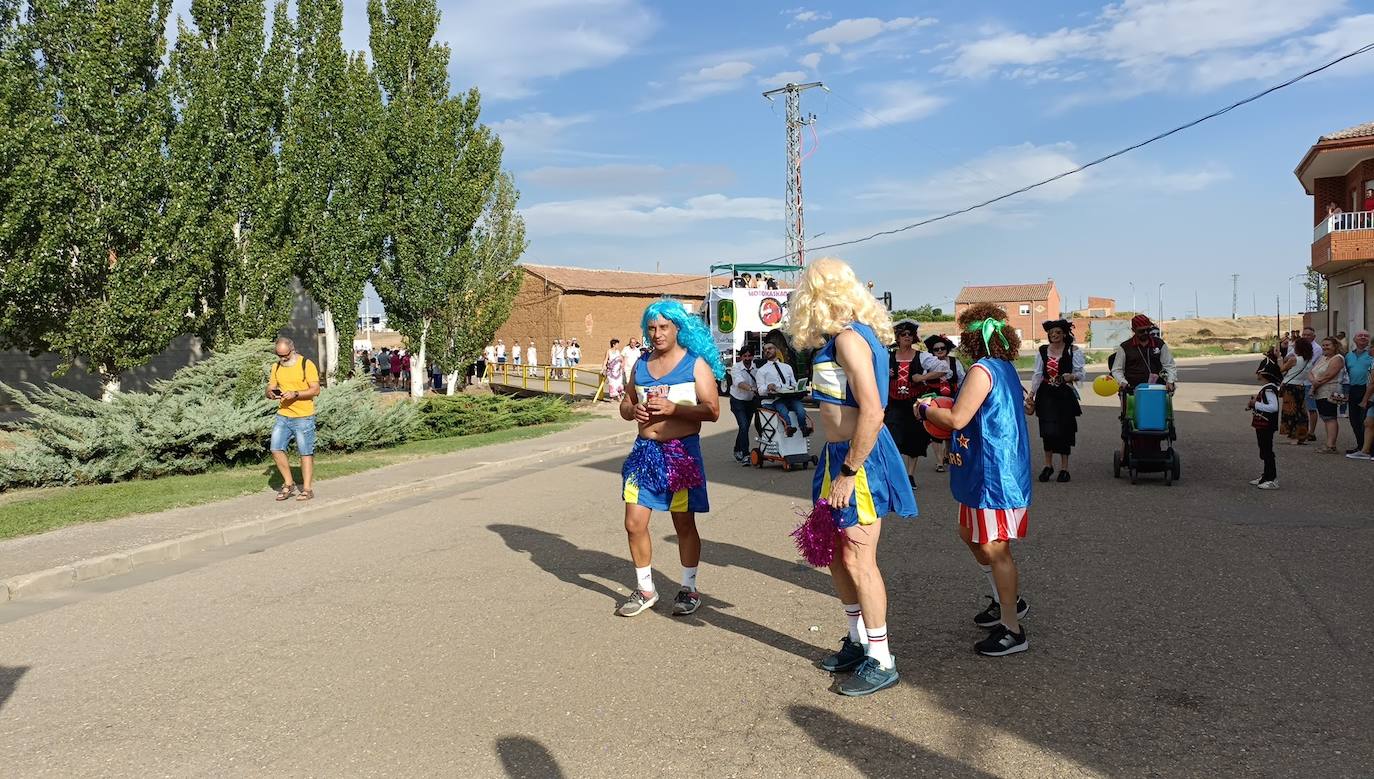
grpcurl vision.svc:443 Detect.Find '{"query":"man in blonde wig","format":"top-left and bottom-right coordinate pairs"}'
top-left (785, 257), bottom-right (918, 696)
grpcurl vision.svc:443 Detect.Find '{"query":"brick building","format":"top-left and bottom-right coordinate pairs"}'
top-left (1073, 296), bottom-right (1116, 318)
top-left (492, 265), bottom-right (720, 365)
top-left (1295, 119), bottom-right (1374, 337)
top-left (954, 280), bottom-right (1062, 338)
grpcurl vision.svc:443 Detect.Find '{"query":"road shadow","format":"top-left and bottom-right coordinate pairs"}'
top-left (664, 534), bottom-right (834, 598)
top-left (495, 735), bottom-right (565, 779)
top-left (788, 705), bottom-right (996, 778)
top-left (0, 665), bottom-right (28, 713)
top-left (488, 524), bottom-right (824, 662)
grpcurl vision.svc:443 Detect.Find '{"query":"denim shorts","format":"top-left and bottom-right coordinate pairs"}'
top-left (271, 414), bottom-right (317, 456)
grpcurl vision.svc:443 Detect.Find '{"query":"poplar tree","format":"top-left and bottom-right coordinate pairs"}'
top-left (167, 0), bottom-right (295, 347)
top-left (0, 0), bottom-right (49, 351)
top-left (436, 172), bottom-right (525, 392)
top-left (6, 0), bottom-right (193, 399)
top-left (368, 0), bottom-right (507, 398)
top-left (282, 0), bottom-right (384, 384)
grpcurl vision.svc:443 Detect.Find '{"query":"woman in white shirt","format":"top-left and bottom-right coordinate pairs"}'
top-left (1279, 339), bottom-right (1312, 444)
top-left (1026, 320), bottom-right (1084, 482)
top-left (1309, 336), bottom-right (1345, 452)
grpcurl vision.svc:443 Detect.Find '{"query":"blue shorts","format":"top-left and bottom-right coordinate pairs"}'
top-left (814, 428), bottom-right (919, 527)
top-left (622, 435), bottom-right (709, 513)
top-left (271, 414), bottom-right (317, 456)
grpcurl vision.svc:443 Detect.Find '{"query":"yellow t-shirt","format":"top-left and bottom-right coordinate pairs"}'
top-left (271, 357), bottom-right (320, 417)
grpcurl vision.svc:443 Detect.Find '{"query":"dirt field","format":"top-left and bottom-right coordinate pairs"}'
top-left (1158, 315), bottom-right (1285, 350)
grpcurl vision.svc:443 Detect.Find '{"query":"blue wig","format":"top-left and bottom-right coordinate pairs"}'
top-left (640, 298), bottom-right (726, 379)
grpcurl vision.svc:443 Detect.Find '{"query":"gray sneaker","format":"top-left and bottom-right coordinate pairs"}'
top-left (838, 656), bottom-right (900, 696)
top-left (671, 588), bottom-right (700, 616)
top-left (616, 589), bottom-right (658, 617)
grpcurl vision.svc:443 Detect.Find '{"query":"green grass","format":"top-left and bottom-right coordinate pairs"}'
top-left (0, 415), bottom-right (590, 541)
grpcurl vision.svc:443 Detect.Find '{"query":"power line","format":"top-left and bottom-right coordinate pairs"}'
top-left (728, 41), bottom-right (1374, 265)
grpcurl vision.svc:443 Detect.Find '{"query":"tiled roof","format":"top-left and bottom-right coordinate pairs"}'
top-left (1319, 120), bottom-right (1374, 141)
top-left (521, 264), bottom-right (724, 297)
top-left (956, 281), bottom-right (1056, 304)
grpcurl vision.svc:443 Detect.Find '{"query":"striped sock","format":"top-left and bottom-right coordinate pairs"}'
top-left (865, 625), bottom-right (893, 669)
top-left (981, 564), bottom-right (999, 604)
top-left (843, 604), bottom-right (866, 645)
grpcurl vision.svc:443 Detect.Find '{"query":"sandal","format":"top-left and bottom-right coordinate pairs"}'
top-left (275, 485), bottom-right (296, 501)
top-left (296, 489), bottom-right (314, 502)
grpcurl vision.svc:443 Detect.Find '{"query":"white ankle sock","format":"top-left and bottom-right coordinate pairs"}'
top-left (681, 566), bottom-right (698, 592)
top-left (865, 625), bottom-right (893, 669)
top-left (843, 604), bottom-right (867, 645)
top-left (635, 565), bottom-right (654, 594)
top-left (980, 564), bottom-right (999, 604)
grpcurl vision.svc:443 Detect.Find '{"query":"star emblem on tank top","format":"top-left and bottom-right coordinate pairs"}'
top-left (956, 434), bottom-right (970, 450)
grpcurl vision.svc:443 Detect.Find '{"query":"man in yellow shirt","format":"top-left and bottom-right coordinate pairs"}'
top-left (267, 337), bottom-right (321, 501)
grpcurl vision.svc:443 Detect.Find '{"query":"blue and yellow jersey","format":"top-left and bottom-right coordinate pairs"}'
top-left (810, 322), bottom-right (890, 408)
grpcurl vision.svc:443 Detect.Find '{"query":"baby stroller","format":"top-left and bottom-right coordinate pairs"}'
top-left (1113, 383), bottom-right (1181, 485)
top-left (749, 399), bottom-right (815, 472)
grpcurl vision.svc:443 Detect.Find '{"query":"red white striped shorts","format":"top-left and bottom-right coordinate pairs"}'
top-left (959, 504), bottom-right (1029, 544)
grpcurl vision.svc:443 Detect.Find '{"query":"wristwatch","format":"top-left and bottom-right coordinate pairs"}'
top-left (839, 462), bottom-right (858, 478)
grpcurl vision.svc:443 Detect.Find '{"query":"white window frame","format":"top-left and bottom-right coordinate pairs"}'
top-left (1018, 303), bottom-right (1031, 316)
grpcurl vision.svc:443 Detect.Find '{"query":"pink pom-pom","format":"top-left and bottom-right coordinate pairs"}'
top-left (663, 438), bottom-right (705, 493)
top-left (791, 499), bottom-right (843, 567)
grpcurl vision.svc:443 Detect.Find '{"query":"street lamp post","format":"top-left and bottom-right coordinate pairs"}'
top-left (1157, 282), bottom-right (1165, 325)
top-left (1129, 282), bottom-right (1135, 315)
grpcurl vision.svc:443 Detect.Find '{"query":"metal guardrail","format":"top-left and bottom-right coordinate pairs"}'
top-left (1314, 209), bottom-right (1374, 242)
top-left (485, 363), bottom-right (608, 401)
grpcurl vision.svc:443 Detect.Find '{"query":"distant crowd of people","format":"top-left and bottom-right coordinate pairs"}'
top-left (729, 272), bottom-right (780, 290)
top-left (476, 338), bottom-right (584, 382)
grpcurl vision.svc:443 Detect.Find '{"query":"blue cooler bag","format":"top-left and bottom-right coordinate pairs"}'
top-left (1133, 384), bottom-right (1168, 431)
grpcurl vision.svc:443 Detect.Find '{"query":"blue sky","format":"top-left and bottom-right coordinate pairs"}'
top-left (319, 1), bottom-right (1374, 320)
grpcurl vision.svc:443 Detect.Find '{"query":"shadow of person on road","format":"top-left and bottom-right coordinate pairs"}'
top-left (663, 534), bottom-right (833, 597)
top-left (788, 704), bottom-right (997, 779)
top-left (487, 524), bottom-right (825, 662)
top-left (0, 665), bottom-right (28, 714)
top-left (495, 735), bottom-right (566, 779)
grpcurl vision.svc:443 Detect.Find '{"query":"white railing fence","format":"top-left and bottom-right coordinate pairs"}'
top-left (1315, 209), bottom-right (1374, 241)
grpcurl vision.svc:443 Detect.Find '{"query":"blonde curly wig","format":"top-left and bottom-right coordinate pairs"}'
top-left (784, 257), bottom-right (894, 350)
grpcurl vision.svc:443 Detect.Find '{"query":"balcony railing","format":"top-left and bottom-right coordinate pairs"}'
top-left (1314, 209), bottom-right (1374, 241)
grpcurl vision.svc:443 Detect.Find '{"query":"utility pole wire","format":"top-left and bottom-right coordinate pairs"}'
top-left (733, 41), bottom-right (1374, 265)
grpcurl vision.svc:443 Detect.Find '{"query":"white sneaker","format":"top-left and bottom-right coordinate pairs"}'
top-left (1248, 477), bottom-right (1263, 486)
top-left (1345, 451), bottom-right (1373, 460)
top-left (1257, 480), bottom-right (1280, 490)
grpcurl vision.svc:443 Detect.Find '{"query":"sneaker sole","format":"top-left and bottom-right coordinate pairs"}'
top-left (838, 670), bottom-right (900, 696)
top-left (977, 640), bottom-right (1029, 657)
top-left (616, 594), bottom-right (659, 617)
top-left (671, 602), bottom-right (700, 617)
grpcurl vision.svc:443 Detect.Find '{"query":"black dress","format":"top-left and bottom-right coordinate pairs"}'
top-left (884, 350), bottom-right (931, 458)
top-left (1034, 344), bottom-right (1082, 455)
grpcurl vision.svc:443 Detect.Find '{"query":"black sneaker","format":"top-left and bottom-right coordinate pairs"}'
top-left (975, 624), bottom-right (1028, 656)
top-left (972, 596), bottom-right (1029, 629)
top-left (670, 588), bottom-right (700, 616)
top-left (837, 656), bottom-right (900, 696)
top-left (819, 636), bottom-right (866, 673)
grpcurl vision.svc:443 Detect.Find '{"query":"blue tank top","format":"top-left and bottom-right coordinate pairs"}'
top-left (810, 322), bottom-right (889, 408)
top-left (949, 358), bottom-right (1032, 509)
top-left (633, 352), bottom-right (699, 406)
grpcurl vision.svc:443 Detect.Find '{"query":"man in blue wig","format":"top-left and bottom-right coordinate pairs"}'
top-left (617, 299), bottom-right (725, 618)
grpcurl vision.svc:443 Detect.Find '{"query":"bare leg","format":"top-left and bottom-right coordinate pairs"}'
top-left (1365, 416), bottom-right (1374, 454)
top-left (1308, 409), bottom-right (1319, 438)
top-left (1043, 449), bottom-right (1053, 468)
top-left (301, 455), bottom-right (314, 492)
top-left (271, 450), bottom-right (294, 487)
top-left (671, 512), bottom-right (700, 569)
top-left (981, 541), bottom-right (1020, 632)
top-left (839, 519), bottom-right (886, 632)
top-left (624, 504), bottom-right (653, 571)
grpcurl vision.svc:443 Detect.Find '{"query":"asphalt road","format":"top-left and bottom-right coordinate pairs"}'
top-left (1, 357), bottom-right (1369, 778)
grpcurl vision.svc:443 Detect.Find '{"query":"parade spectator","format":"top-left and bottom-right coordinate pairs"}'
top-left (266, 337), bottom-right (320, 502)
top-left (758, 342), bottom-right (812, 437)
top-left (604, 338), bottom-right (625, 400)
top-left (1345, 330), bottom-right (1371, 453)
top-left (568, 339), bottom-right (582, 367)
top-left (526, 339), bottom-right (538, 375)
top-left (1028, 320), bottom-right (1084, 483)
top-left (431, 360), bottom-right (444, 393)
top-left (512, 341), bottom-right (522, 368)
top-left (621, 338), bottom-right (640, 374)
top-left (728, 345), bottom-right (758, 464)
top-left (1248, 358), bottom-right (1282, 489)
top-left (1292, 327), bottom-right (1323, 441)
top-left (496, 339), bottom-right (507, 364)
top-left (1280, 337), bottom-right (1312, 444)
top-left (925, 333), bottom-right (965, 474)
top-left (1364, 187), bottom-right (1374, 213)
top-left (1310, 336), bottom-right (1345, 452)
top-left (378, 347), bottom-right (392, 388)
top-left (482, 343), bottom-right (496, 382)
top-left (551, 339), bottom-right (565, 379)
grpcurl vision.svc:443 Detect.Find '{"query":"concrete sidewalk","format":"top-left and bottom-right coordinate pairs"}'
top-left (0, 411), bottom-right (635, 603)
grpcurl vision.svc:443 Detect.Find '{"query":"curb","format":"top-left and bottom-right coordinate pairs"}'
top-left (2, 428), bottom-right (637, 604)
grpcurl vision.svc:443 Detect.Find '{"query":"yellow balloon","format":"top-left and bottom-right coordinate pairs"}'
top-left (1093, 375), bottom-right (1119, 397)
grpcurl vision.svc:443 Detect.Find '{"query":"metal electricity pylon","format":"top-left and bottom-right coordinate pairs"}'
top-left (763, 81), bottom-right (825, 267)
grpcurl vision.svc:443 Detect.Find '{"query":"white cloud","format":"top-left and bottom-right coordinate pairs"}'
top-left (638, 59), bottom-right (758, 110)
top-left (941, 0), bottom-right (1352, 90)
top-left (800, 52), bottom-right (823, 69)
top-left (806, 16), bottom-right (937, 54)
top-left (683, 60), bottom-right (755, 83)
top-left (793, 9), bottom-right (830, 24)
top-left (759, 70), bottom-right (809, 86)
top-left (1189, 13), bottom-right (1374, 90)
top-left (436, 0), bottom-right (657, 99)
top-left (830, 81), bottom-right (948, 131)
top-left (489, 112), bottom-right (594, 155)
top-left (522, 164), bottom-right (736, 194)
top-left (523, 194), bottom-right (783, 237)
